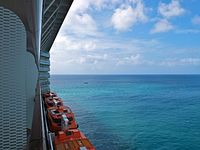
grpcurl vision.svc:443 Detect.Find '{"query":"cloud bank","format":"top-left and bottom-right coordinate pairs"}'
top-left (50, 0), bottom-right (200, 74)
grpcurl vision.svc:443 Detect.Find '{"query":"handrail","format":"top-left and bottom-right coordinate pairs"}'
top-left (42, 96), bottom-right (54, 150)
top-left (28, 81), bottom-right (48, 150)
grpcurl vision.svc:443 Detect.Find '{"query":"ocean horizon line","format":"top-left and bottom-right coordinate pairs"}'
top-left (50, 73), bottom-right (200, 76)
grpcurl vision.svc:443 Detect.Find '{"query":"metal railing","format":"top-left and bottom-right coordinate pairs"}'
top-left (28, 81), bottom-right (54, 150)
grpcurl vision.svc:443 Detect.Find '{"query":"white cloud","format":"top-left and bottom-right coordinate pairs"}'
top-left (160, 59), bottom-right (178, 66)
top-left (111, 6), bottom-right (136, 31)
top-left (117, 54), bottom-right (141, 65)
top-left (151, 0), bottom-right (185, 34)
top-left (52, 35), bottom-right (99, 52)
top-left (158, 0), bottom-right (185, 18)
top-left (62, 0), bottom-right (134, 36)
top-left (50, 0), bottom-right (200, 74)
top-left (50, 31), bottom-right (162, 74)
top-left (62, 0), bottom-right (105, 37)
top-left (111, 0), bottom-right (147, 31)
top-left (63, 12), bottom-right (100, 37)
top-left (63, 54), bottom-right (108, 65)
top-left (63, 0), bottom-right (149, 34)
top-left (68, 0), bottom-right (108, 14)
top-left (175, 29), bottom-right (200, 34)
top-left (69, 0), bottom-right (121, 12)
top-left (151, 19), bottom-right (173, 33)
top-left (180, 58), bottom-right (200, 65)
top-left (52, 32), bottom-right (159, 54)
top-left (160, 58), bottom-right (200, 66)
top-left (192, 15), bottom-right (200, 25)
top-left (82, 54), bottom-right (108, 64)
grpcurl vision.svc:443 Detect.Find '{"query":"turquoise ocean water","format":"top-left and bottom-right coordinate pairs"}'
top-left (50, 75), bottom-right (200, 150)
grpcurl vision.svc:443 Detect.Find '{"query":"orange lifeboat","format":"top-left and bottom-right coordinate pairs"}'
top-left (54, 129), bottom-right (95, 150)
top-left (43, 92), bottom-right (95, 149)
top-left (43, 92), bottom-right (57, 99)
top-left (47, 106), bottom-right (78, 132)
top-left (44, 96), bottom-right (63, 108)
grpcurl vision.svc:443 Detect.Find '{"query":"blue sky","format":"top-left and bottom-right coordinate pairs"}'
top-left (50, 0), bottom-right (200, 74)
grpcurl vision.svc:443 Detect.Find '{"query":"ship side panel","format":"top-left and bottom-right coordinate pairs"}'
top-left (0, 6), bottom-right (38, 149)
top-left (26, 52), bottom-right (38, 129)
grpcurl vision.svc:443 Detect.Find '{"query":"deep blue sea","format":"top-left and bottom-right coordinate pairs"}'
top-left (50, 75), bottom-right (200, 150)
